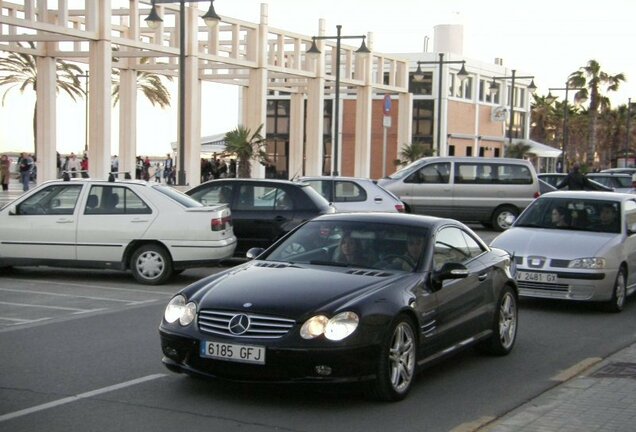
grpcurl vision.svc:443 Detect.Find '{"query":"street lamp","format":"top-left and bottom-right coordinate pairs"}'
top-left (413, 54), bottom-right (468, 156)
top-left (490, 70), bottom-right (537, 151)
top-left (76, 72), bottom-right (90, 154)
top-left (307, 25), bottom-right (370, 176)
top-left (625, 98), bottom-right (636, 167)
top-left (145, 0), bottom-right (221, 185)
top-left (547, 84), bottom-right (583, 172)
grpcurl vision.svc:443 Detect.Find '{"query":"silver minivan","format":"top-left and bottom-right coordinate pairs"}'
top-left (378, 157), bottom-right (541, 230)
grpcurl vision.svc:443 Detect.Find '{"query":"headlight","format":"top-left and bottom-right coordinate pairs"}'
top-left (300, 312), bottom-right (359, 341)
top-left (164, 295), bottom-right (197, 326)
top-left (568, 257), bottom-right (606, 269)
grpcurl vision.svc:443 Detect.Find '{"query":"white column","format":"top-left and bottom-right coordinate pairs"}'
top-left (288, 93), bottom-right (305, 178)
top-left (118, 69), bottom-right (137, 177)
top-left (88, 0), bottom-right (111, 179)
top-left (353, 44), bottom-right (373, 178)
top-left (184, 5), bottom-right (201, 186)
top-left (35, 56), bottom-right (57, 182)
top-left (304, 19), bottom-right (326, 176)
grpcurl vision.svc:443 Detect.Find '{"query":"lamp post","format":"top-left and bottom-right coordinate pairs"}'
top-left (625, 98), bottom-right (636, 167)
top-left (546, 84), bottom-right (583, 172)
top-left (414, 54), bottom-right (468, 156)
top-left (307, 25), bottom-right (370, 176)
top-left (145, 0), bottom-right (221, 185)
top-left (76, 72), bottom-right (90, 153)
top-left (490, 70), bottom-right (537, 151)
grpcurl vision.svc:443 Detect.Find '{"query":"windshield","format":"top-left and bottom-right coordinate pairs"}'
top-left (264, 220), bottom-right (429, 272)
top-left (386, 158), bottom-right (427, 180)
top-left (152, 185), bottom-right (204, 208)
top-left (515, 197), bottom-right (622, 234)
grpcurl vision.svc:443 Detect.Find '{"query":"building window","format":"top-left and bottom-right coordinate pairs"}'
top-left (410, 72), bottom-right (433, 95)
top-left (450, 74), bottom-right (472, 100)
top-left (466, 146), bottom-right (472, 157)
top-left (479, 147), bottom-right (485, 157)
top-left (479, 79), bottom-right (500, 104)
top-left (449, 145), bottom-right (455, 156)
top-left (412, 99), bottom-right (434, 148)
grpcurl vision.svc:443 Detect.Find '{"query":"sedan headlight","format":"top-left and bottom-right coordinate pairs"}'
top-left (568, 257), bottom-right (607, 269)
top-left (300, 312), bottom-right (359, 341)
top-left (164, 295), bottom-right (197, 326)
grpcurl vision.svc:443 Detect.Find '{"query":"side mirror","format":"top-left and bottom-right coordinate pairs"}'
top-left (246, 247), bottom-right (265, 260)
top-left (431, 262), bottom-right (469, 289)
top-left (8, 205), bottom-right (17, 215)
top-left (628, 223), bottom-right (636, 236)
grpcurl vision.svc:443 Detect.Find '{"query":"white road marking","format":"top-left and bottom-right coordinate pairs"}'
top-left (0, 374), bottom-right (167, 423)
top-left (0, 287), bottom-right (157, 304)
top-left (2, 277), bottom-right (171, 296)
top-left (0, 301), bottom-right (101, 313)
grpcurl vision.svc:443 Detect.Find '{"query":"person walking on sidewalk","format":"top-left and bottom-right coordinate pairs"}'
top-left (17, 152), bottom-right (33, 192)
top-left (0, 154), bottom-right (10, 191)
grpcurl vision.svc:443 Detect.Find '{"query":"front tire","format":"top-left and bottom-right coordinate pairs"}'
top-left (603, 268), bottom-right (626, 313)
top-left (477, 286), bottom-right (518, 355)
top-left (368, 316), bottom-right (417, 401)
top-left (130, 244), bottom-right (173, 285)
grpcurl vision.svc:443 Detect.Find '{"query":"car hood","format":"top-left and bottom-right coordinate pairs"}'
top-left (189, 261), bottom-right (411, 319)
top-left (491, 227), bottom-right (617, 259)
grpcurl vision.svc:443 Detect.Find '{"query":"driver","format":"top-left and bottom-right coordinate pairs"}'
top-left (393, 236), bottom-right (424, 271)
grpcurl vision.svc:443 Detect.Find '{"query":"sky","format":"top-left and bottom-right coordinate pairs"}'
top-left (1, 0), bottom-right (636, 156)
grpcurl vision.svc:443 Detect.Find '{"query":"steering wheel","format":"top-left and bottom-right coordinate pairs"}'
top-left (375, 254), bottom-right (416, 270)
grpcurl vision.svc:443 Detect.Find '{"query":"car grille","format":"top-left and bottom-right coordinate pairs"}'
top-left (198, 310), bottom-right (295, 339)
top-left (517, 281), bottom-right (569, 292)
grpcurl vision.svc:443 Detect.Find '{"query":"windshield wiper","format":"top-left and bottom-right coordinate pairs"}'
top-left (308, 260), bottom-right (349, 267)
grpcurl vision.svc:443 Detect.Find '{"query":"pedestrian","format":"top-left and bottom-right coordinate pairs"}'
top-left (66, 152), bottom-right (81, 178)
top-left (111, 155), bottom-right (119, 174)
top-left (164, 153), bottom-right (174, 185)
top-left (143, 156), bottom-right (151, 181)
top-left (154, 162), bottom-right (162, 182)
top-left (17, 152), bottom-right (33, 191)
top-left (0, 154), bottom-right (10, 191)
top-left (80, 154), bottom-right (89, 178)
top-left (556, 162), bottom-right (600, 191)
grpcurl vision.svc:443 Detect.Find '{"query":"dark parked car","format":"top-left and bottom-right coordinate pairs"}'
top-left (159, 213), bottom-right (518, 401)
top-left (186, 179), bottom-right (335, 255)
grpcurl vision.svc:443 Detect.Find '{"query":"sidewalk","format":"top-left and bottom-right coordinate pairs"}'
top-left (0, 180), bottom-right (28, 206)
top-left (480, 342), bottom-right (636, 432)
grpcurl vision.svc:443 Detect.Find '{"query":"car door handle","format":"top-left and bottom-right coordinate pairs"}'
top-left (374, 197), bottom-right (383, 202)
top-left (131, 218), bottom-right (150, 223)
top-left (56, 218), bottom-right (74, 224)
top-left (274, 216), bottom-right (286, 222)
top-left (478, 273), bottom-right (488, 281)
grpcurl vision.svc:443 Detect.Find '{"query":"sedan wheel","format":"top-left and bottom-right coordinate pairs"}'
top-left (478, 286), bottom-right (517, 355)
top-left (369, 317), bottom-right (416, 401)
top-left (604, 268), bottom-right (626, 313)
top-left (130, 244), bottom-right (173, 285)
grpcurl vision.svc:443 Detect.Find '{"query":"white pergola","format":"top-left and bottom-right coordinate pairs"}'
top-left (0, 1), bottom-right (412, 185)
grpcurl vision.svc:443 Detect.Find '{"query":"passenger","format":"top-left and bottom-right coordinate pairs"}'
top-left (551, 206), bottom-right (569, 228)
top-left (394, 236), bottom-right (424, 271)
top-left (334, 233), bottom-right (366, 266)
top-left (594, 204), bottom-right (620, 233)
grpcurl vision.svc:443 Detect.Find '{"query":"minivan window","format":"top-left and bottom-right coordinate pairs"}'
top-left (405, 162), bottom-right (451, 184)
top-left (455, 163), bottom-right (532, 185)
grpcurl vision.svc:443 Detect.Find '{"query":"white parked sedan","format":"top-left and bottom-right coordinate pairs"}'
top-left (297, 176), bottom-right (405, 212)
top-left (0, 178), bottom-right (236, 284)
top-left (491, 191), bottom-right (636, 312)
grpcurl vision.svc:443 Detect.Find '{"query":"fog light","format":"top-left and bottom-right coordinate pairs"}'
top-left (163, 346), bottom-right (179, 358)
top-left (314, 365), bottom-right (332, 376)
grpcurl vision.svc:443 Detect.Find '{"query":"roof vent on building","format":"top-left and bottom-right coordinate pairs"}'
top-left (494, 58), bottom-right (504, 66)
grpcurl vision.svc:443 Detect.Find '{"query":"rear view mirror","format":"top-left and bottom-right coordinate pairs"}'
top-left (431, 262), bottom-right (469, 290)
top-left (246, 247), bottom-right (265, 260)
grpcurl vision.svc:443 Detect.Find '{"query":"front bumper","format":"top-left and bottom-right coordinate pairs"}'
top-left (515, 268), bottom-right (614, 301)
top-left (160, 330), bottom-right (379, 384)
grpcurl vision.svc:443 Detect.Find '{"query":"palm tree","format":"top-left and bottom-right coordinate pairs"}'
top-left (568, 60), bottom-right (625, 167)
top-left (224, 124), bottom-right (267, 178)
top-left (395, 142), bottom-right (432, 166)
top-left (505, 142), bottom-right (532, 159)
top-left (0, 42), bottom-right (84, 147)
top-left (111, 56), bottom-right (172, 108)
